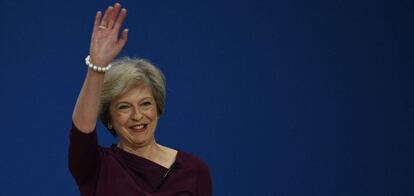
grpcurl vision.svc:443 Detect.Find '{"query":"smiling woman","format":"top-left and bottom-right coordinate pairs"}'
top-left (69, 3), bottom-right (212, 196)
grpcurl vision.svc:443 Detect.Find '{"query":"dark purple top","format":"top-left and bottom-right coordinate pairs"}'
top-left (68, 123), bottom-right (212, 196)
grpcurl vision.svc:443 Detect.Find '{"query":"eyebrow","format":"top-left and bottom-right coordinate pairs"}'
top-left (140, 97), bottom-right (154, 102)
top-left (114, 97), bottom-right (154, 106)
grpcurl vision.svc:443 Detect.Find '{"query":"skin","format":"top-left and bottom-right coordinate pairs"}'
top-left (110, 85), bottom-right (159, 149)
top-left (110, 85), bottom-right (177, 168)
top-left (73, 3), bottom-right (128, 132)
top-left (72, 3), bottom-right (176, 169)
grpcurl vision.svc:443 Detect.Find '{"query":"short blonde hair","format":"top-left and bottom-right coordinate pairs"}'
top-left (99, 57), bottom-right (166, 136)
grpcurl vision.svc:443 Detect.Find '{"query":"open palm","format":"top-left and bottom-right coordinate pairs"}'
top-left (89, 3), bottom-right (128, 66)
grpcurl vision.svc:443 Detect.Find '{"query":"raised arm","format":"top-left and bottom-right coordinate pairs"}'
top-left (72, 3), bottom-right (128, 133)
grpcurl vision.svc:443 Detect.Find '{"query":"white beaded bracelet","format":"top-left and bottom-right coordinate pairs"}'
top-left (85, 55), bottom-right (112, 73)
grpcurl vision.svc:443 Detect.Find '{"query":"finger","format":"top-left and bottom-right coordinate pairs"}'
top-left (113, 8), bottom-right (127, 33)
top-left (108, 3), bottom-right (121, 29)
top-left (100, 6), bottom-right (114, 27)
top-left (118, 28), bottom-right (129, 47)
top-left (92, 11), bottom-right (102, 33)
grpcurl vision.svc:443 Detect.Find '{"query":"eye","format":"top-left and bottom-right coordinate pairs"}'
top-left (141, 101), bottom-right (152, 106)
top-left (118, 104), bottom-right (130, 110)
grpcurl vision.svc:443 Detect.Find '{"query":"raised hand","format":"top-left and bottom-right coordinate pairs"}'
top-left (89, 3), bottom-right (128, 66)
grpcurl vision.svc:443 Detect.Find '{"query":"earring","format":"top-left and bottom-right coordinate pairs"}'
top-left (108, 124), bottom-right (113, 129)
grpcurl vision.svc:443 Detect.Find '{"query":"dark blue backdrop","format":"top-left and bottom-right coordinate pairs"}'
top-left (0, 0), bottom-right (413, 195)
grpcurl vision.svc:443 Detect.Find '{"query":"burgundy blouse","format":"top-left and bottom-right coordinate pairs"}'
top-left (68, 123), bottom-right (212, 196)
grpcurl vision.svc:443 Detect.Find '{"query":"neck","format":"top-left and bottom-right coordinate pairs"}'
top-left (117, 140), bottom-right (163, 160)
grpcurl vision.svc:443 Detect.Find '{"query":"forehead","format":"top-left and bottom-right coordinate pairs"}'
top-left (114, 85), bottom-right (154, 103)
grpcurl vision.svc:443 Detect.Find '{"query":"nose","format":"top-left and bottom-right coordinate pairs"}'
top-left (131, 106), bottom-right (143, 121)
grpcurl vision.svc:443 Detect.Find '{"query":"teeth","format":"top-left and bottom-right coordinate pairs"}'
top-left (132, 125), bottom-right (144, 129)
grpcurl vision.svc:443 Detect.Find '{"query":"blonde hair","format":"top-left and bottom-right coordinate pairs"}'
top-left (99, 57), bottom-right (166, 136)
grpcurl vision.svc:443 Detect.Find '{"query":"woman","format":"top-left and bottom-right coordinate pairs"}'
top-left (69, 3), bottom-right (212, 196)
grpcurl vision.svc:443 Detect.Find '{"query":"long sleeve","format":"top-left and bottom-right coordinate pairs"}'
top-left (68, 122), bottom-right (100, 188)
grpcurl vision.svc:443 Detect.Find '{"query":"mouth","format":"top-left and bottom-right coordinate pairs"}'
top-left (129, 123), bottom-right (148, 133)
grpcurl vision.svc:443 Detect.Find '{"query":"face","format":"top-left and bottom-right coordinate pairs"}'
top-left (109, 85), bottom-right (158, 148)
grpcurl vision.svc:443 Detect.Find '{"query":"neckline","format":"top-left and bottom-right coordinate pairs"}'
top-left (111, 144), bottom-right (181, 170)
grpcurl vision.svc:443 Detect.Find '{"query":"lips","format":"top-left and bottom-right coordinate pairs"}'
top-left (129, 123), bottom-right (148, 133)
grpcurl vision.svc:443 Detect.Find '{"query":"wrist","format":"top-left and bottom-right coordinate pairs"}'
top-left (85, 55), bottom-right (112, 73)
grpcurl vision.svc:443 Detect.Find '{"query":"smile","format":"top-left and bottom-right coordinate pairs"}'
top-left (129, 124), bottom-right (148, 133)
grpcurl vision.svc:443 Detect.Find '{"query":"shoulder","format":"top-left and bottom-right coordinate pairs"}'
top-left (176, 150), bottom-right (210, 174)
top-left (177, 151), bottom-right (213, 194)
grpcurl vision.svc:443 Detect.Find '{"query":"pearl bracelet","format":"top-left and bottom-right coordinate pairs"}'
top-left (85, 55), bottom-right (112, 72)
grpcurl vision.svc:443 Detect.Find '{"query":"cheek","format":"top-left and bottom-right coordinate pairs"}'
top-left (112, 112), bottom-right (130, 126)
top-left (147, 108), bottom-right (158, 120)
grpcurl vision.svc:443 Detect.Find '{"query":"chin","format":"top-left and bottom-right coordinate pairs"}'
top-left (129, 134), bottom-right (154, 146)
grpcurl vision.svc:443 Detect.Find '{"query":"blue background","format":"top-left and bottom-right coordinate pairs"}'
top-left (0, 0), bottom-right (413, 195)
